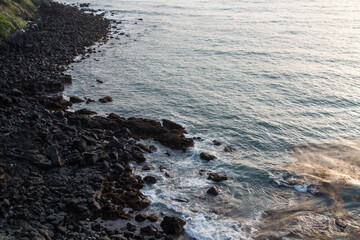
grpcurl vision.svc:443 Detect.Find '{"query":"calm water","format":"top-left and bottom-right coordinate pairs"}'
top-left (63, 0), bottom-right (360, 238)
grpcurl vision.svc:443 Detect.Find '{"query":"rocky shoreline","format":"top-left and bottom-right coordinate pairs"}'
top-left (0, 2), bottom-right (193, 239)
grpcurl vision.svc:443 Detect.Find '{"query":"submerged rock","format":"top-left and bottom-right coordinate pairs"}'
top-left (224, 146), bottom-right (235, 153)
top-left (99, 96), bottom-right (113, 103)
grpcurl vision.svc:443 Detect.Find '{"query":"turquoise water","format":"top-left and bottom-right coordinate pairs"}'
top-left (63, 0), bottom-right (360, 238)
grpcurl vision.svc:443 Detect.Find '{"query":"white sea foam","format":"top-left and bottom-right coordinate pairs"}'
top-left (134, 137), bottom-right (251, 239)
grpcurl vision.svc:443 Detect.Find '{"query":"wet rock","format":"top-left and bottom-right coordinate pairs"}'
top-left (164, 171), bottom-right (173, 178)
top-left (91, 223), bottom-right (101, 231)
top-left (79, 3), bottom-right (90, 7)
top-left (135, 214), bottom-right (147, 222)
top-left (86, 98), bottom-right (95, 104)
top-left (224, 146), bottom-right (235, 153)
top-left (200, 152), bottom-right (216, 161)
top-left (193, 136), bottom-right (203, 141)
top-left (162, 119), bottom-right (185, 132)
top-left (159, 165), bottom-right (171, 172)
top-left (140, 225), bottom-right (158, 236)
top-left (173, 198), bottom-right (189, 203)
top-left (199, 169), bottom-right (210, 175)
top-left (160, 216), bottom-right (186, 235)
top-left (138, 143), bottom-right (152, 153)
top-left (127, 222), bottom-right (137, 232)
top-left (99, 96), bottom-right (112, 103)
top-left (142, 165), bottom-right (151, 171)
top-left (149, 145), bottom-right (157, 152)
top-left (207, 186), bottom-right (220, 196)
top-left (155, 133), bottom-right (194, 151)
top-left (208, 172), bottom-right (228, 182)
top-left (69, 96), bottom-right (84, 103)
top-left (147, 215), bottom-right (158, 222)
top-left (143, 176), bottom-right (157, 184)
top-left (212, 140), bottom-right (221, 146)
top-left (75, 108), bottom-right (97, 115)
top-left (124, 231), bottom-right (134, 238)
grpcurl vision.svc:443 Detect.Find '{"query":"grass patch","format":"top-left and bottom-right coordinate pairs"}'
top-left (0, 0), bottom-right (39, 40)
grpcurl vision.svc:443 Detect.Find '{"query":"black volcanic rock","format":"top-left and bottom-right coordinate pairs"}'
top-left (160, 216), bottom-right (186, 235)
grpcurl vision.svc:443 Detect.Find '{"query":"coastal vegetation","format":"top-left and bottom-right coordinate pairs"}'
top-left (0, 0), bottom-right (39, 40)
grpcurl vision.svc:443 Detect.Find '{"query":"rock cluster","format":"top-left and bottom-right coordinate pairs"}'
top-left (0, 2), bottom-right (189, 239)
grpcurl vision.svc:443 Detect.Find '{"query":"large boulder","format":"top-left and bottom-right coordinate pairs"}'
top-left (160, 216), bottom-right (186, 235)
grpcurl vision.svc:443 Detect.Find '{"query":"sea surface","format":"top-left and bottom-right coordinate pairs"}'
top-left (62, 0), bottom-right (360, 239)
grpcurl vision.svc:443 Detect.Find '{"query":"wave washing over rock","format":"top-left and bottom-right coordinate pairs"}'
top-left (59, 0), bottom-right (360, 239)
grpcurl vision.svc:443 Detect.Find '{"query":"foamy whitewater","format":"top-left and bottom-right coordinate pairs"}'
top-left (62, 0), bottom-right (360, 238)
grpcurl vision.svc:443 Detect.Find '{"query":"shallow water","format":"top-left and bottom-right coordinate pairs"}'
top-left (62, 0), bottom-right (360, 238)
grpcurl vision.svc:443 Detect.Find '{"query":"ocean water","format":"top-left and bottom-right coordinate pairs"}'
top-left (62, 0), bottom-right (360, 238)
